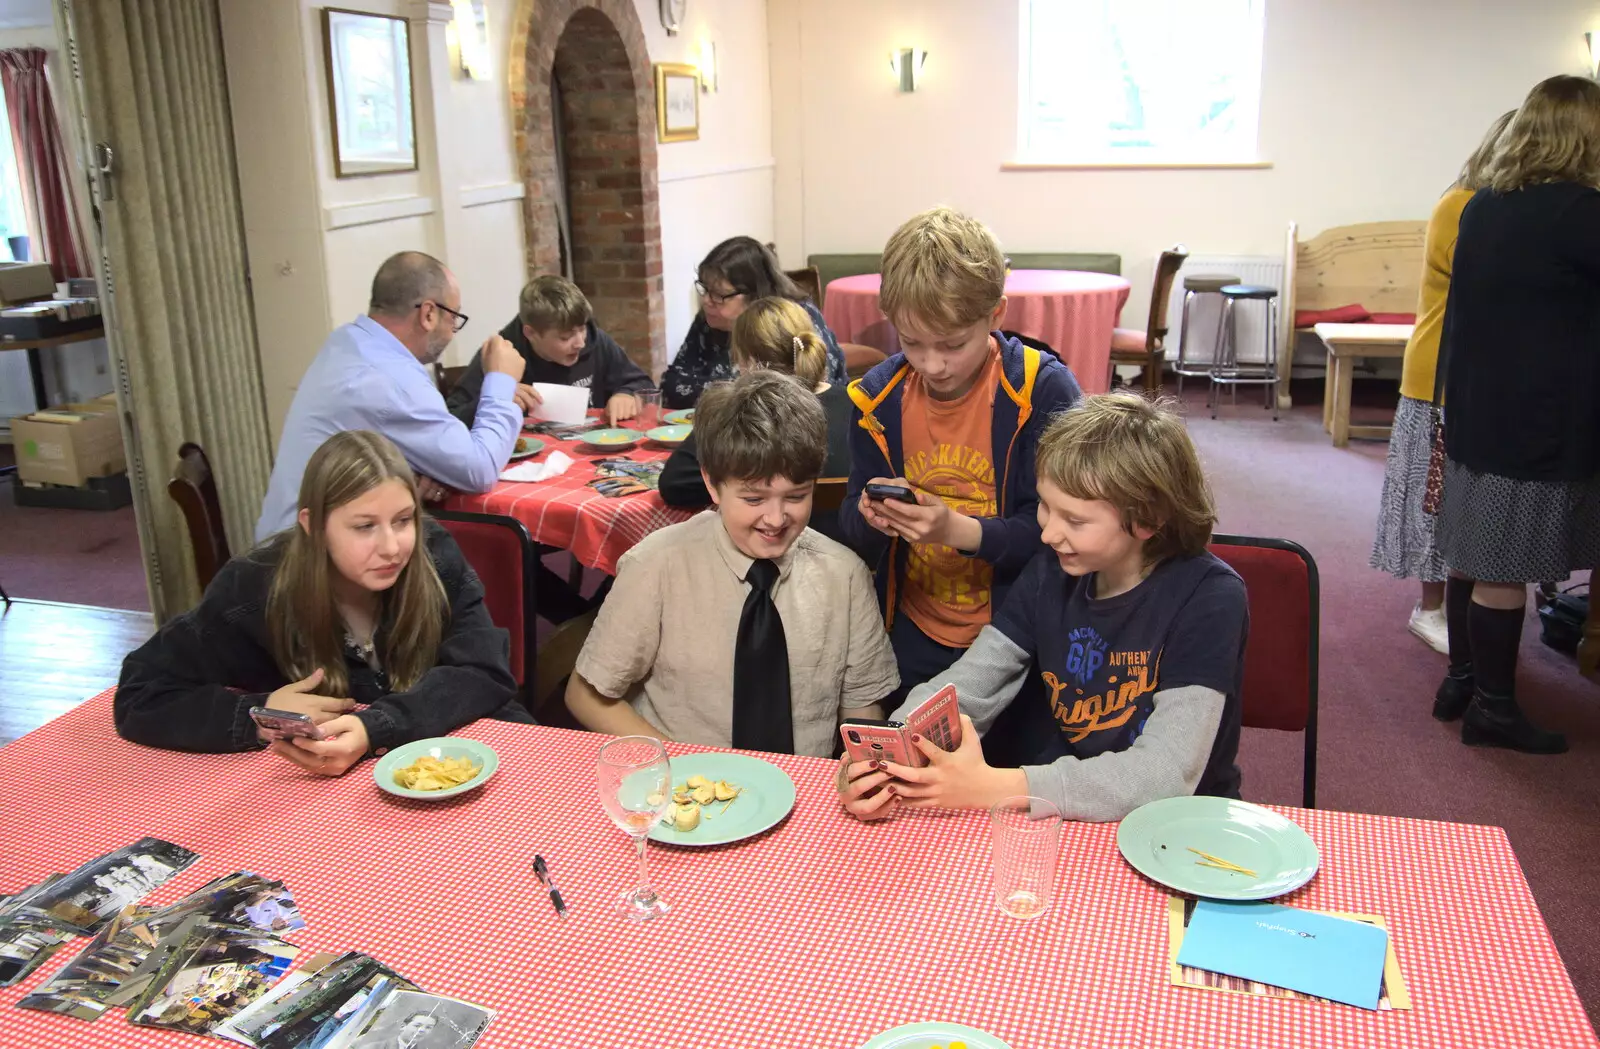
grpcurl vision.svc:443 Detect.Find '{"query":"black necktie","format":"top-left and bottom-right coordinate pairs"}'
top-left (731, 558), bottom-right (793, 753)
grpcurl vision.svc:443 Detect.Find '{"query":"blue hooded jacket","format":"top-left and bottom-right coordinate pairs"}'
top-left (837, 332), bottom-right (1085, 630)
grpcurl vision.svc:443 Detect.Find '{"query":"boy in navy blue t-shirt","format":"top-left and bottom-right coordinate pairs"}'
top-left (839, 392), bottom-right (1248, 822)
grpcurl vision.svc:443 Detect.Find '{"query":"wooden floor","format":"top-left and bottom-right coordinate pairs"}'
top-left (0, 599), bottom-right (154, 745)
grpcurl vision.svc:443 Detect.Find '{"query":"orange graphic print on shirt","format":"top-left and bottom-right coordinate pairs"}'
top-left (897, 350), bottom-right (1001, 647)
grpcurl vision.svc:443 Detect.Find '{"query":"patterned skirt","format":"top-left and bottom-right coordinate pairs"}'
top-left (1435, 458), bottom-right (1600, 583)
top-left (1370, 396), bottom-right (1446, 582)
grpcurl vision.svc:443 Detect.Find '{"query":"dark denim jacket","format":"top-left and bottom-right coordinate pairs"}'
top-left (115, 520), bottom-right (530, 754)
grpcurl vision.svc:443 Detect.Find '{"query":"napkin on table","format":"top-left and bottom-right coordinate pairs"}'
top-left (501, 450), bottom-right (573, 483)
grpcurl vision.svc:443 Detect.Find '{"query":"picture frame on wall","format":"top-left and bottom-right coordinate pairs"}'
top-left (654, 62), bottom-right (700, 143)
top-left (322, 7), bottom-right (418, 177)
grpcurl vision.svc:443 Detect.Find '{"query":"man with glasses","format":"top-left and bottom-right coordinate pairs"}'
top-left (255, 251), bottom-right (524, 539)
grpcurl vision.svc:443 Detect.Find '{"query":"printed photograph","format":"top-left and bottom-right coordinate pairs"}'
top-left (338, 988), bottom-right (496, 1049)
top-left (0, 914), bottom-right (77, 987)
top-left (130, 924), bottom-right (299, 1035)
top-left (14, 837), bottom-right (198, 932)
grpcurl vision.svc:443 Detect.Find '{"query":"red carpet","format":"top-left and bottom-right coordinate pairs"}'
top-left (0, 451), bottom-right (149, 611)
top-left (1185, 379), bottom-right (1598, 1024)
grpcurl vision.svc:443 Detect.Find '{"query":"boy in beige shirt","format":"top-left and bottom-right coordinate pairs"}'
top-left (567, 371), bottom-right (898, 757)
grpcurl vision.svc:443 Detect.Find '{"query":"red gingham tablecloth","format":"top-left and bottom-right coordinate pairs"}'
top-left (822, 270), bottom-right (1133, 395)
top-left (445, 428), bottom-right (695, 575)
top-left (1, 691), bottom-right (1594, 1049)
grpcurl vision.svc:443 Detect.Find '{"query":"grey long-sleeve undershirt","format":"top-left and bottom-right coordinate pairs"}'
top-left (891, 624), bottom-right (1224, 822)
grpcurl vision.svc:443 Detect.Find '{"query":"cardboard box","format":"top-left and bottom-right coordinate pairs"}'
top-left (10, 399), bottom-right (125, 486)
top-left (0, 262), bottom-right (55, 306)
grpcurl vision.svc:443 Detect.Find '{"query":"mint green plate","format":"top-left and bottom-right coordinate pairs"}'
top-left (645, 424), bottom-right (692, 446)
top-left (373, 737), bottom-right (498, 800)
top-left (1117, 796), bottom-right (1320, 900)
top-left (857, 1022), bottom-right (1012, 1049)
top-left (578, 427), bottom-right (641, 450)
top-left (649, 753), bottom-right (796, 847)
top-left (510, 436), bottom-right (545, 460)
top-left (663, 409), bottom-right (694, 425)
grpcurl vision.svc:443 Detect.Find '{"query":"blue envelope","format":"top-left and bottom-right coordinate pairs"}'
top-left (1176, 899), bottom-right (1390, 1009)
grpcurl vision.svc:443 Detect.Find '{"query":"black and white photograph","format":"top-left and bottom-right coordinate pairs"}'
top-left (11, 837), bottom-right (198, 932)
top-left (336, 987), bottom-right (496, 1049)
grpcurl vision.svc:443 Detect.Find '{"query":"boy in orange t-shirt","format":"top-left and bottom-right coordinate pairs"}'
top-left (838, 207), bottom-right (1084, 742)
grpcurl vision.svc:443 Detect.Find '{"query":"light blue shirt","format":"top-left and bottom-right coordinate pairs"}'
top-left (256, 315), bottom-right (520, 540)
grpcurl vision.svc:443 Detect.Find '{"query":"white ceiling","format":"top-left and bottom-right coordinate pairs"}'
top-left (0, 0), bottom-right (51, 30)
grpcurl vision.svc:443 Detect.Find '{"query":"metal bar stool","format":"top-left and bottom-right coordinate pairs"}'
top-left (1209, 283), bottom-right (1280, 420)
top-left (1173, 273), bottom-right (1240, 395)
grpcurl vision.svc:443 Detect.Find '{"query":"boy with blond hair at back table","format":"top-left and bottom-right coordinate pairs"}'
top-left (838, 207), bottom-right (1083, 760)
top-left (839, 393), bottom-right (1248, 821)
top-left (566, 370), bottom-right (898, 757)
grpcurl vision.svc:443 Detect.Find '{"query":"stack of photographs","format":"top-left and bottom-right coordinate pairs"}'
top-left (14, 870), bottom-right (306, 1026)
top-left (0, 886), bottom-right (78, 988)
top-left (215, 953), bottom-right (495, 1049)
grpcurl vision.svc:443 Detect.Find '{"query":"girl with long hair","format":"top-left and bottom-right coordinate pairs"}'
top-left (1370, 109), bottom-right (1515, 657)
top-left (660, 236), bottom-right (847, 408)
top-left (659, 296), bottom-right (854, 539)
top-left (1432, 75), bottom-right (1600, 753)
top-left (116, 431), bottom-right (526, 773)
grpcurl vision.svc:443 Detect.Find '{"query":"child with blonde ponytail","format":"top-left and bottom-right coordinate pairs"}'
top-left (660, 297), bottom-right (854, 539)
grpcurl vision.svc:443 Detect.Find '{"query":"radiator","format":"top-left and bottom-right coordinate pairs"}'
top-left (1164, 254), bottom-right (1284, 366)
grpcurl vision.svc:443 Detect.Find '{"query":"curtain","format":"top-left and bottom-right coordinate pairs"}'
top-left (67, 0), bottom-right (272, 619)
top-left (0, 47), bottom-right (88, 281)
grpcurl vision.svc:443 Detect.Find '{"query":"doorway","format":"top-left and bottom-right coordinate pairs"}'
top-left (511, 0), bottom-right (666, 376)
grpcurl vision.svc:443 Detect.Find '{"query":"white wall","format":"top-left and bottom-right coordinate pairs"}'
top-left (769, 0), bottom-right (1600, 331)
top-left (224, 0), bottom-right (776, 445)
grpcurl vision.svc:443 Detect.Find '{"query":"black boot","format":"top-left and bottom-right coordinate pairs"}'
top-left (1458, 599), bottom-right (1567, 753)
top-left (1432, 671), bottom-right (1474, 721)
top-left (1435, 577), bottom-right (1476, 720)
top-left (1462, 689), bottom-right (1568, 754)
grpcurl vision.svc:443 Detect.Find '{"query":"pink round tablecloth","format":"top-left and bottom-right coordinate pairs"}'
top-left (823, 269), bottom-right (1132, 393)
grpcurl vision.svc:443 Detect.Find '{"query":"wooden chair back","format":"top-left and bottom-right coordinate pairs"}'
top-left (812, 477), bottom-right (849, 513)
top-left (785, 265), bottom-right (823, 305)
top-left (166, 442), bottom-right (230, 592)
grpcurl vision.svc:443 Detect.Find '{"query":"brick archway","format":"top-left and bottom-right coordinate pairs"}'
top-left (508, 0), bottom-right (665, 375)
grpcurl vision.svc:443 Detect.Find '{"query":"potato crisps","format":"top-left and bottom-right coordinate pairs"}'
top-left (393, 755), bottom-right (480, 792)
top-left (665, 775), bottom-right (742, 830)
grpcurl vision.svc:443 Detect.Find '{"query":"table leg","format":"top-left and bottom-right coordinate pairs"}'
top-left (26, 347), bottom-right (48, 409)
top-left (1332, 352), bottom-right (1355, 448)
top-left (1322, 352), bottom-right (1336, 433)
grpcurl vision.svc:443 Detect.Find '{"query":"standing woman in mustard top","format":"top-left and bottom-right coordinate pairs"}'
top-left (1434, 75), bottom-right (1600, 754)
top-left (1370, 110), bottom-right (1514, 660)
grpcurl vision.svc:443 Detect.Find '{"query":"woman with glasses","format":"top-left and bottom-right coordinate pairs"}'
top-left (661, 237), bottom-right (847, 408)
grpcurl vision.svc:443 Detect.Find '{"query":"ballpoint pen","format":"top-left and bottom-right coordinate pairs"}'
top-left (532, 855), bottom-right (568, 920)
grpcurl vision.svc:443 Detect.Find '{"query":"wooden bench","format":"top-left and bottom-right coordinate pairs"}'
top-left (1279, 220), bottom-right (1425, 409)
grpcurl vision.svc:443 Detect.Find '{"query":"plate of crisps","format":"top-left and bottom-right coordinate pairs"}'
top-left (373, 737), bottom-right (498, 800)
top-left (577, 427), bottom-right (642, 452)
top-left (663, 409), bottom-right (694, 425)
top-left (856, 1022), bottom-right (1012, 1049)
top-left (649, 752), bottom-right (795, 847)
top-left (510, 436), bottom-right (545, 461)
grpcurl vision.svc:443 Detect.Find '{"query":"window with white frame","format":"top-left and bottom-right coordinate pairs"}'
top-left (0, 106), bottom-right (30, 261)
top-left (1018, 0), bottom-right (1265, 165)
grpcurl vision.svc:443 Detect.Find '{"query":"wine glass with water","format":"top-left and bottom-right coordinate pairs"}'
top-left (596, 735), bottom-right (674, 921)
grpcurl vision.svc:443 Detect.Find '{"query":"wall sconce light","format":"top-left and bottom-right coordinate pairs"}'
top-left (449, 0), bottom-right (492, 81)
top-left (699, 38), bottom-right (718, 92)
top-left (890, 48), bottom-right (927, 92)
top-left (1588, 32), bottom-right (1600, 79)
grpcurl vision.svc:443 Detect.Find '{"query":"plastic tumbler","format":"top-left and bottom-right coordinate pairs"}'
top-left (990, 795), bottom-right (1062, 920)
top-left (633, 388), bottom-right (662, 429)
